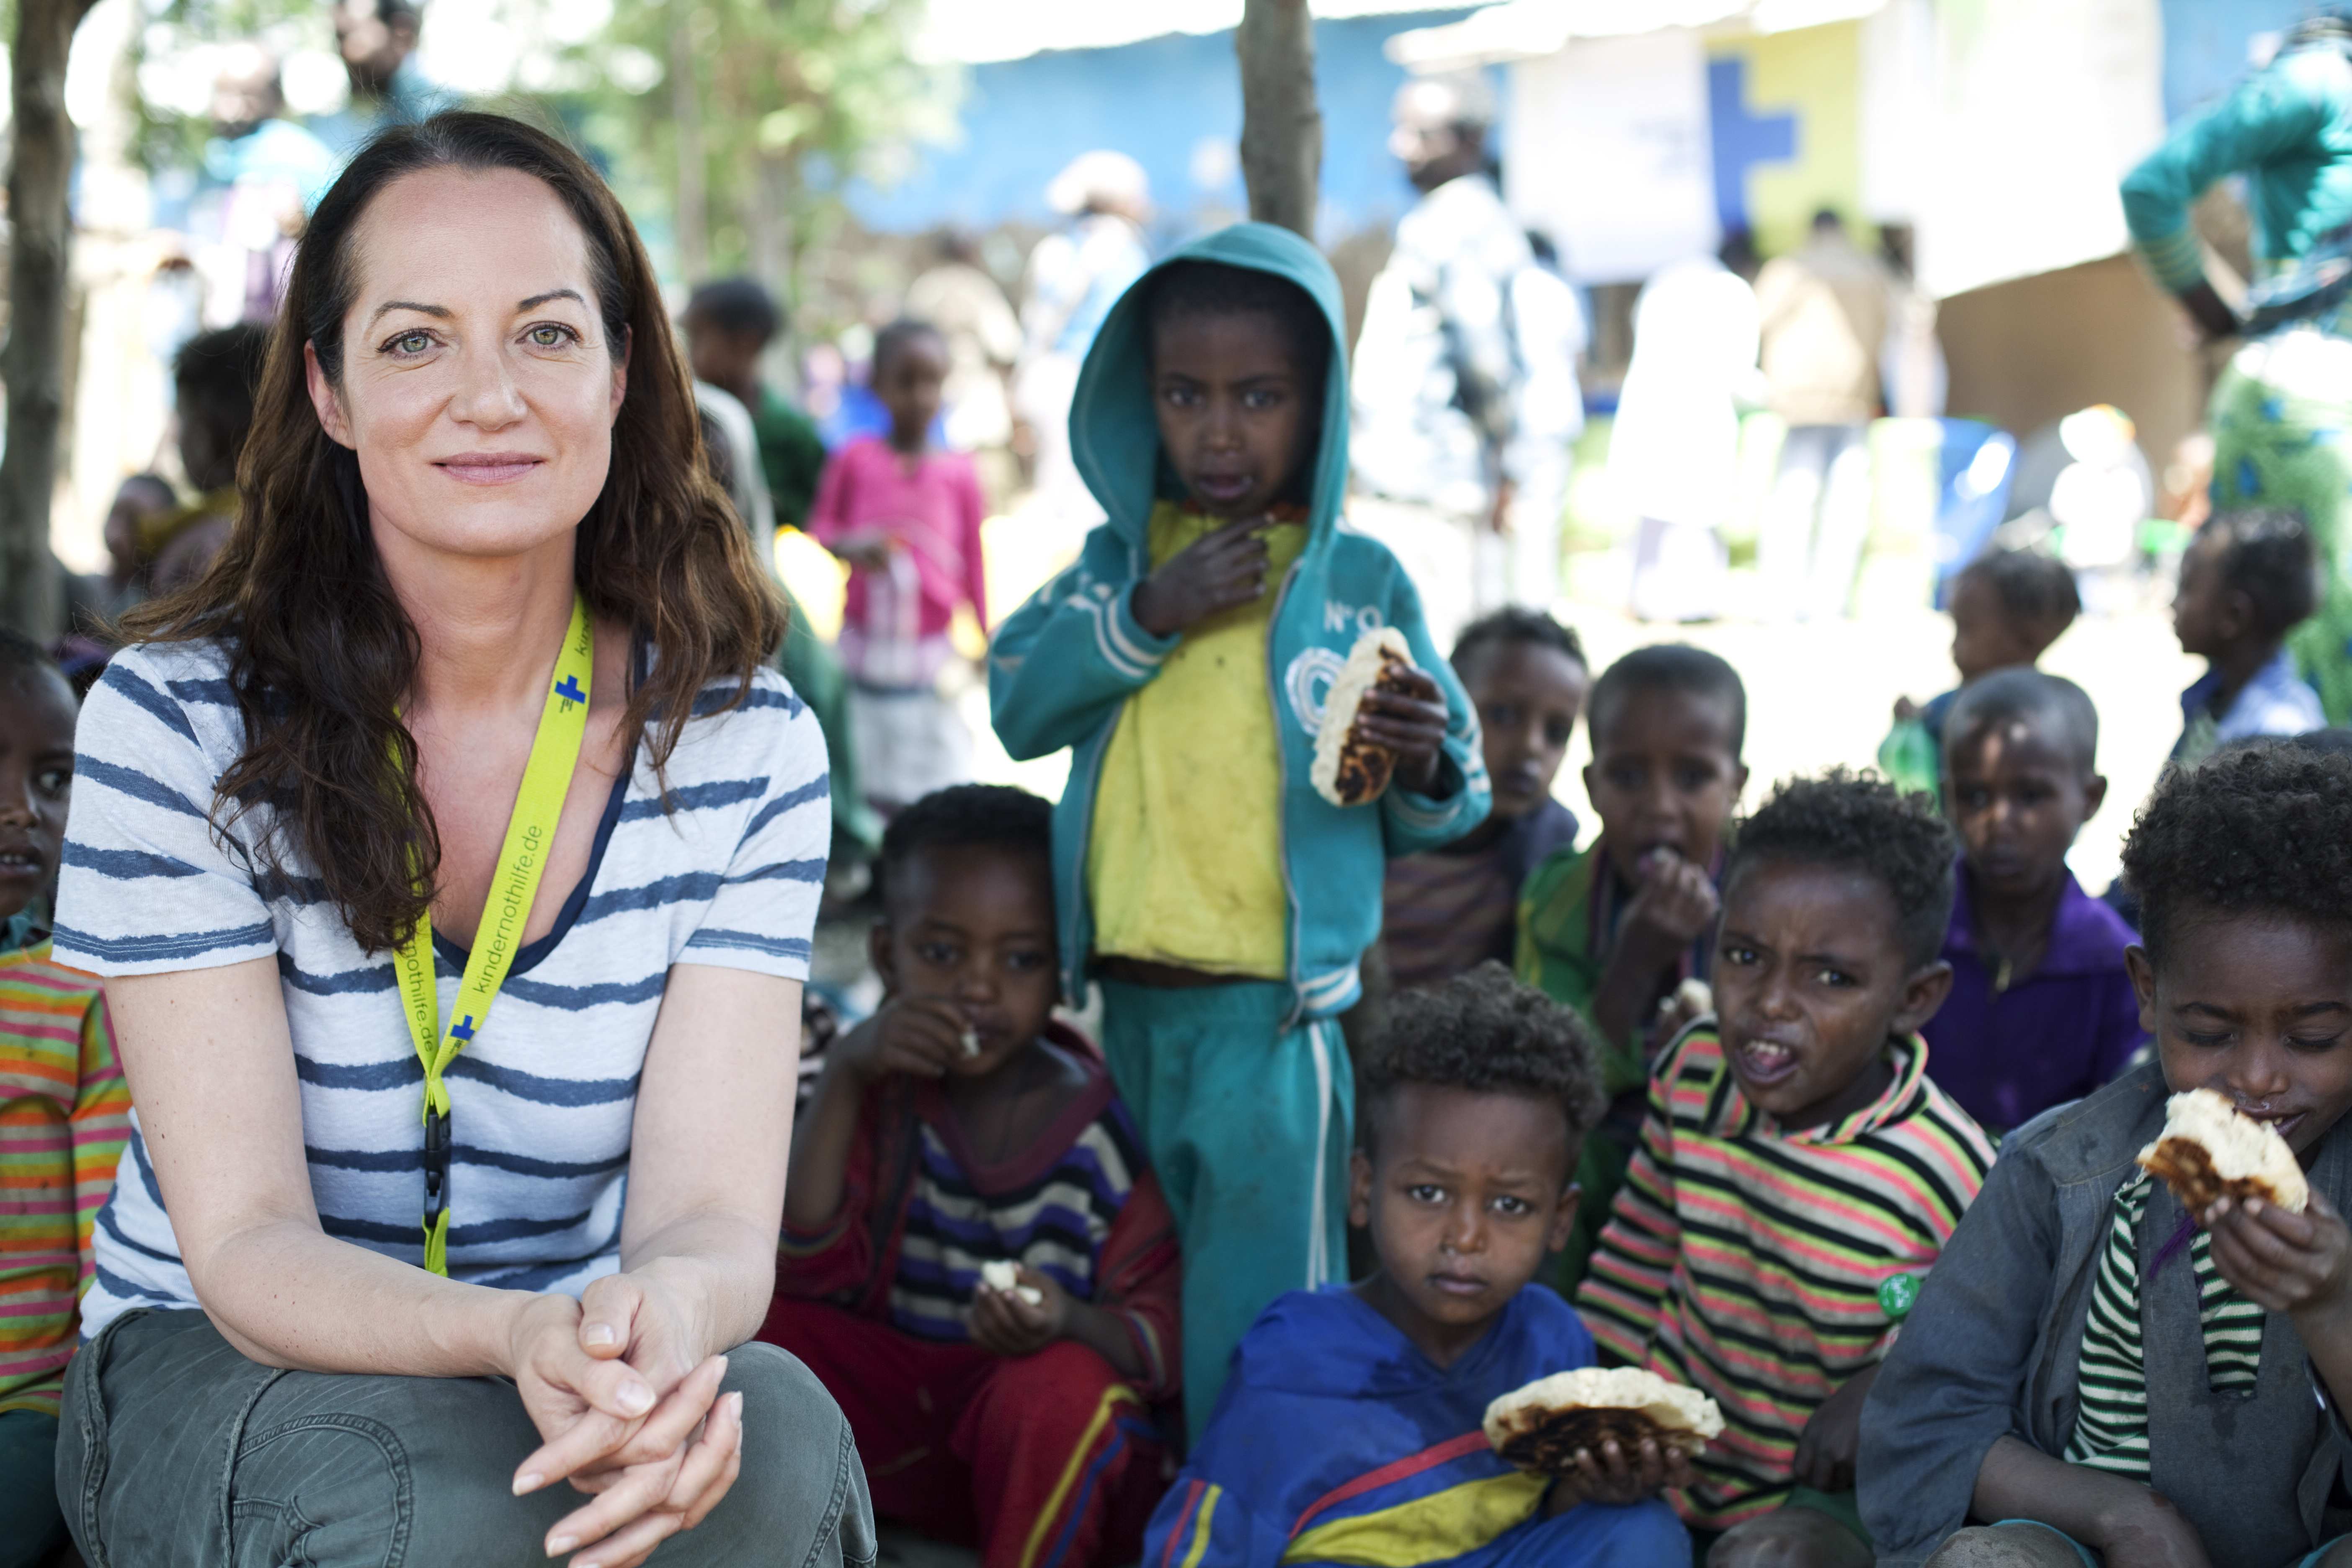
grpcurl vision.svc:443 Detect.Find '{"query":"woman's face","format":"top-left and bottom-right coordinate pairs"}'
top-left (307, 165), bottom-right (627, 566)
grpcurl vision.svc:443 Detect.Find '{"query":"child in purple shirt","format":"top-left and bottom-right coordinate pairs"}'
top-left (1922, 668), bottom-right (2145, 1134)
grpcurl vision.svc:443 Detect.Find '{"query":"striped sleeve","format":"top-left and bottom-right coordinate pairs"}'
top-left (1576, 1044), bottom-right (1686, 1363)
top-left (678, 676), bottom-right (830, 980)
top-left (70, 992), bottom-right (132, 1292)
top-left (51, 650), bottom-right (276, 977)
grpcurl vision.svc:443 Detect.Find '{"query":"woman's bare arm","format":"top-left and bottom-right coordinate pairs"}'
top-left (612, 962), bottom-right (801, 1361)
top-left (103, 957), bottom-right (537, 1374)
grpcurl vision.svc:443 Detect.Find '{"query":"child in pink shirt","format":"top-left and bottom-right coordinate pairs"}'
top-left (810, 318), bottom-right (991, 813)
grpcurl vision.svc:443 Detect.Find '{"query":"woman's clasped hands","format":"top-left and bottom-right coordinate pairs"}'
top-left (507, 1272), bottom-right (745, 1568)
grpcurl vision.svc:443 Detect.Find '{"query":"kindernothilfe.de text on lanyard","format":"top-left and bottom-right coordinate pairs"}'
top-left (394, 593), bottom-right (593, 1275)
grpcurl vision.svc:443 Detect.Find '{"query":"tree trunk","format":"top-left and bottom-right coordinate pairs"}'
top-left (1235, 0), bottom-right (1320, 240)
top-left (1, 0), bottom-right (96, 640)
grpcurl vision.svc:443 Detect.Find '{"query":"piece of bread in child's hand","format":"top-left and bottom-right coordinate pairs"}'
top-left (980, 1259), bottom-right (1045, 1307)
top-left (1312, 627), bottom-right (1418, 808)
top-left (1482, 1366), bottom-right (1725, 1474)
top-left (2136, 1087), bottom-right (2309, 1216)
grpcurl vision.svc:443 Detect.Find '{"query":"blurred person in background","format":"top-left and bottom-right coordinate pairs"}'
top-left (310, 0), bottom-right (452, 152)
top-left (685, 277), bottom-right (830, 531)
top-left (1351, 71), bottom-right (1575, 649)
top-left (139, 324), bottom-right (270, 598)
top-left (2123, 7), bottom-right (2352, 726)
top-left (193, 44), bottom-right (336, 326)
top-left (908, 229), bottom-right (1023, 492)
top-left (1616, 239), bottom-right (1764, 624)
top-left (1753, 209), bottom-right (1894, 622)
top-left (1014, 151), bottom-right (1152, 526)
top-left (685, 287), bottom-right (882, 868)
top-left (809, 320), bottom-right (988, 818)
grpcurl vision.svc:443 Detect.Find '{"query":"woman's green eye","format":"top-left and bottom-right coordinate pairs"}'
top-left (529, 325), bottom-right (573, 348)
top-left (389, 331), bottom-right (432, 355)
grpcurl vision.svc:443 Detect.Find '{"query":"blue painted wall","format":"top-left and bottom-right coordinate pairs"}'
top-left (844, 8), bottom-right (1485, 239)
top-left (2159, 0), bottom-right (2308, 121)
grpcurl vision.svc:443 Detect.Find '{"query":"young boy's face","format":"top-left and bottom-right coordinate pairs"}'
top-left (1944, 714), bottom-right (2103, 906)
top-left (683, 312), bottom-right (763, 395)
top-left (1715, 856), bottom-right (1952, 1130)
top-left (1150, 309), bottom-right (1316, 521)
top-left (875, 333), bottom-right (949, 447)
top-left (1949, 570), bottom-right (2046, 684)
top-left (1349, 1084), bottom-right (1577, 1351)
top-left (0, 665), bottom-right (77, 922)
top-left (2128, 908), bottom-right (2352, 1158)
top-left (871, 843), bottom-right (1059, 1078)
top-left (1583, 686), bottom-right (1745, 883)
top-left (2171, 530), bottom-right (2240, 660)
top-left (1462, 641), bottom-right (1587, 822)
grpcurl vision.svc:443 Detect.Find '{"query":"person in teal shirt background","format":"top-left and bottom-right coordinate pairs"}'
top-left (2123, 10), bottom-right (2352, 724)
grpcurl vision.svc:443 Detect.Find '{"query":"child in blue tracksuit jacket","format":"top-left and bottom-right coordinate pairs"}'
top-left (990, 222), bottom-right (1490, 1428)
top-left (1143, 968), bottom-right (1688, 1568)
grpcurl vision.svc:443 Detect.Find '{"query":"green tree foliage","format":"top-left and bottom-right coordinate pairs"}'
top-left (567, 0), bottom-right (958, 302)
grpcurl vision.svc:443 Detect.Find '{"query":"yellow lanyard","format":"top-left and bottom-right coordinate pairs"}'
top-left (394, 593), bottom-right (594, 1275)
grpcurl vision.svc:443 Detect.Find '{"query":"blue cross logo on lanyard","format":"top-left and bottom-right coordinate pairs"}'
top-left (553, 675), bottom-right (586, 707)
top-left (449, 1015), bottom-right (477, 1047)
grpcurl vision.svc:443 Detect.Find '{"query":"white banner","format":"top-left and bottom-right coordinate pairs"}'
top-left (1504, 28), bottom-right (1719, 284)
top-left (1912, 0), bottom-right (2166, 299)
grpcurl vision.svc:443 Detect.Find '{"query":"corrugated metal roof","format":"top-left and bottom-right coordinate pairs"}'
top-left (1384, 0), bottom-right (1885, 68)
top-left (914, 0), bottom-right (1483, 66)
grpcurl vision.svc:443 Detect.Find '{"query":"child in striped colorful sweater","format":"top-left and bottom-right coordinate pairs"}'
top-left (1576, 771), bottom-right (1994, 1565)
top-left (0, 631), bottom-right (132, 1568)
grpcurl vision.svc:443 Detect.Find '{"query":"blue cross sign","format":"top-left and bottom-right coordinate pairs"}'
top-left (450, 1015), bottom-right (477, 1045)
top-left (553, 675), bottom-right (586, 705)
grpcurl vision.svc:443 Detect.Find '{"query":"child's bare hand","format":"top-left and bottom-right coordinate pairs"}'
top-left (2205, 1190), bottom-right (2352, 1320)
top-left (970, 1266), bottom-right (1067, 1358)
top-left (1549, 1436), bottom-right (1692, 1512)
top-left (1131, 519), bottom-right (1271, 637)
top-left (833, 998), bottom-right (968, 1085)
top-left (830, 529), bottom-right (895, 573)
top-left (1791, 1363), bottom-right (1877, 1493)
top-left (1892, 694), bottom-right (1919, 723)
top-left (1349, 667), bottom-right (1450, 793)
top-left (1627, 849), bottom-right (1721, 948)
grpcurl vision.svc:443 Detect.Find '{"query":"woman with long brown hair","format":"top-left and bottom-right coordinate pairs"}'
top-left (46, 113), bottom-right (871, 1567)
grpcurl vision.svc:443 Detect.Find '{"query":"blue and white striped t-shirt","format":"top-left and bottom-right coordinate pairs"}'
top-left (54, 640), bottom-right (829, 1336)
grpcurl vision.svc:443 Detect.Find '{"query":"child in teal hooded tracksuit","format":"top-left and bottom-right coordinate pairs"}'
top-left (990, 223), bottom-right (1491, 1428)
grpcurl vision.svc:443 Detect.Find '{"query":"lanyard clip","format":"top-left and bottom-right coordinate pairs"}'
top-left (422, 1105), bottom-right (451, 1226)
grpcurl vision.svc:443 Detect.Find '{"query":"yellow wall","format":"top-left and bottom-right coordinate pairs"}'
top-left (1709, 21), bottom-right (1867, 259)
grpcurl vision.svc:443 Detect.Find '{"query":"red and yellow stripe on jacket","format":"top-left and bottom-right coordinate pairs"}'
top-left (0, 941), bottom-right (130, 1415)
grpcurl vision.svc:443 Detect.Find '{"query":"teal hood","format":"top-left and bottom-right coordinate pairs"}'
top-left (990, 221), bottom-right (1491, 1020)
top-left (1068, 222), bottom-right (1351, 543)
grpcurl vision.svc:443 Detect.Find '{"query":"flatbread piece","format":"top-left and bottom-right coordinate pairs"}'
top-left (1482, 1366), bottom-right (1724, 1474)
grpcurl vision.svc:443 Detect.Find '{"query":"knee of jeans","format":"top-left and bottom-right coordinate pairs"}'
top-left (1923, 1525), bottom-right (2084, 1568)
top-left (726, 1341), bottom-right (878, 1568)
top-left (230, 1414), bottom-right (413, 1560)
top-left (1705, 1511), bottom-right (1855, 1568)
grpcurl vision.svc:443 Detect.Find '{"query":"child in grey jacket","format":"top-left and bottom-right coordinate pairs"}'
top-left (1859, 742), bottom-right (2352, 1568)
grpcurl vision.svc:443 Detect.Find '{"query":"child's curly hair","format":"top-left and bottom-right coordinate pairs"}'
top-left (1728, 769), bottom-right (1957, 969)
top-left (1361, 963), bottom-right (1605, 1165)
top-left (2122, 743), bottom-right (2352, 965)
